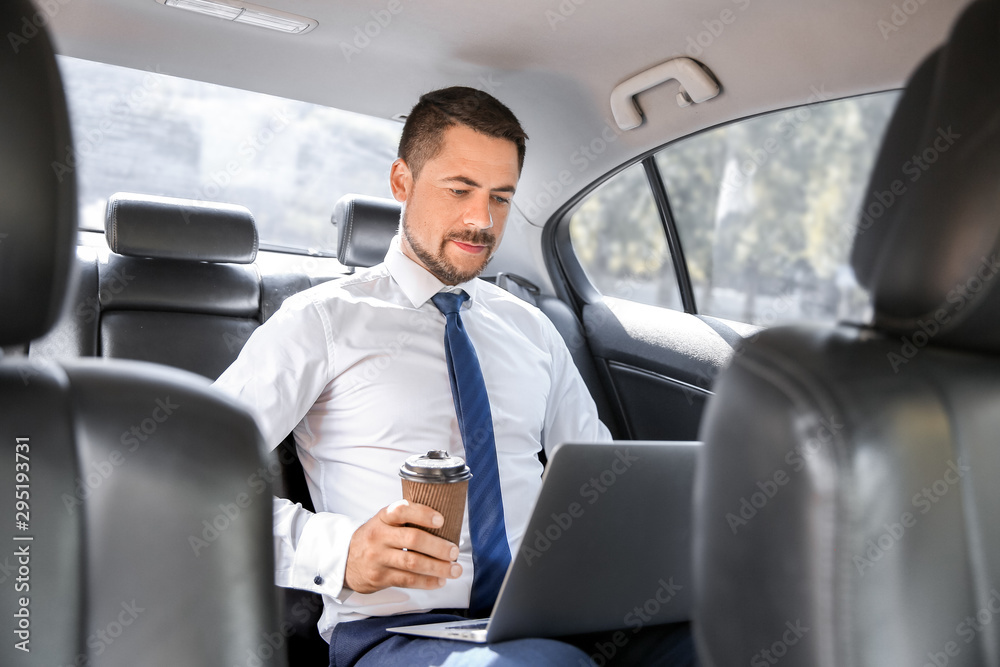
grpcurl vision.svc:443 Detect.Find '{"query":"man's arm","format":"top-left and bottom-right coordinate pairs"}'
top-left (541, 318), bottom-right (613, 452)
top-left (214, 294), bottom-right (358, 597)
top-left (213, 294), bottom-right (333, 447)
top-left (273, 496), bottom-right (462, 597)
top-left (214, 293), bottom-right (460, 597)
top-left (273, 497), bottom-right (359, 597)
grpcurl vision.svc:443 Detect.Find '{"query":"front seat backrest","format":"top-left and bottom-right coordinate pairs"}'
top-left (693, 1), bottom-right (1000, 665)
top-left (0, 3), bottom-right (284, 665)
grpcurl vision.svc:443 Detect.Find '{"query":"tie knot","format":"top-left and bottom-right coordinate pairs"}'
top-left (431, 291), bottom-right (468, 316)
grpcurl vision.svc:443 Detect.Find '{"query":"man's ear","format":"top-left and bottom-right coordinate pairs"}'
top-left (389, 159), bottom-right (412, 203)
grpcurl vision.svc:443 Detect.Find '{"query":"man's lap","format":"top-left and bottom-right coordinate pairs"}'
top-left (358, 635), bottom-right (594, 667)
top-left (328, 612), bottom-right (696, 667)
top-left (328, 613), bottom-right (591, 667)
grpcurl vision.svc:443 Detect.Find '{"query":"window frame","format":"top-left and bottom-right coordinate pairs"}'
top-left (642, 156), bottom-right (696, 313)
top-left (547, 90), bottom-right (901, 322)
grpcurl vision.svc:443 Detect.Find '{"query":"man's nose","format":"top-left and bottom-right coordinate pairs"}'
top-left (464, 196), bottom-right (493, 229)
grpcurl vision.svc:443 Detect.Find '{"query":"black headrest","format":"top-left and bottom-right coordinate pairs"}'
top-left (0, 0), bottom-right (77, 347)
top-left (851, 0), bottom-right (1000, 353)
top-left (333, 194), bottom-right (400, 268)
top-left (105, 193), bottom-right (258, 264)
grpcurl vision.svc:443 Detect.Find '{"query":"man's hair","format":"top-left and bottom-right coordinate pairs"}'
top-left (398, 86), bottom-right (527, 177)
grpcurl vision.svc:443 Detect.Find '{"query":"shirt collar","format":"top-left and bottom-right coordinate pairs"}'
top-left (383, 235), bottom-right (480, 309)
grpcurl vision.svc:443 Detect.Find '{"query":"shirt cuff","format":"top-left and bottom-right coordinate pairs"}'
top-left (288, 512), bottom-right (362, 601)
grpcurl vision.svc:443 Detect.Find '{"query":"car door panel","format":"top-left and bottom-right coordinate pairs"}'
top-left (582, 298), bottom-right (759, 441)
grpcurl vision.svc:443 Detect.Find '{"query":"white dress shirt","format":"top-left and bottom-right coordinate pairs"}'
top-left (213, 236), bottom-right (611, 642)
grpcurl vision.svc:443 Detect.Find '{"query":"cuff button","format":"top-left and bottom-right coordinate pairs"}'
top-left (313, 575), bottom-right (324, 586)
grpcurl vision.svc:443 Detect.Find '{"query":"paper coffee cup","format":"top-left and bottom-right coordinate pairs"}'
top-left (399, 450), bottom-right (472, 545)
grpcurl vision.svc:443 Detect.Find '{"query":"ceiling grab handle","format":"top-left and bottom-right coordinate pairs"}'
top-left (610, 57), bottom-right (721, 131)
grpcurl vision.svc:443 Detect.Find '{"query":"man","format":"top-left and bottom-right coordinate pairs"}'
top-left (214, 87), bottom-right (691, 666)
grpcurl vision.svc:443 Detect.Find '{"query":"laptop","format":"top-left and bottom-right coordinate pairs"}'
top-left (386, 440), bottom-right (698, 643)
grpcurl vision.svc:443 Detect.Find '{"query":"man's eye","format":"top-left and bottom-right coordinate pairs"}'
top-left (451, 189), bottom-right (468, 196)
top-left (492, 195), bottom-right (511, 205)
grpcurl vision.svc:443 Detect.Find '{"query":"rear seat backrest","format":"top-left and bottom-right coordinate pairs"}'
top-left (36, 191), bottom-right (618, 441)
top-left (30, 192), bottom-right (318, 379)
top-left (99, 193), bottom-right (261, 378)
top-left (30, 192), bottom-right (331, 508)
top-left (332, 193), bottom-right (400, 269)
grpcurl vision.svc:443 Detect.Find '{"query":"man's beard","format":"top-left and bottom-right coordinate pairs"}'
top-left (402, 208), bottom-right (497, 285)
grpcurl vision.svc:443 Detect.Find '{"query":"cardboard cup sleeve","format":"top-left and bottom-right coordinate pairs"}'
top-left (401, 478), bottom-right (467, 545)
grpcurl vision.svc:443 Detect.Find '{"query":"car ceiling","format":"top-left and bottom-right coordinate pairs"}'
top-left (46, 0), bottom-right (967, 288)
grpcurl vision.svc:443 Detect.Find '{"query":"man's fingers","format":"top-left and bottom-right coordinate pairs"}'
top-left (382, 499), bottom-right (445, 531)
top-left (384, 524), bottom-right (460, 564)
top-left (385, 546), bottom-right (462, 582)
top-left (345, 501), bottom-right (463, 594)
top-left (376, 568), bottom-right (448, 591)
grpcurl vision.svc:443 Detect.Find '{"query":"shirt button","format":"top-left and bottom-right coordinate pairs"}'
top-left (314, 575), bottom-right (323, 586)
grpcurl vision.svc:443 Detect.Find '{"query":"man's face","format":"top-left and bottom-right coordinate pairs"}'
top-left (390, 124), bottom-right (520, 285)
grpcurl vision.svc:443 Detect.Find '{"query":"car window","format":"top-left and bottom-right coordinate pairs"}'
top-left (567, 162), bottom-right (682, 311)
top-left (57, 56), bottom-right (402, 255)
top-left (657, 92), bottom-right (899, 325)
top-left (567, 92), bottom-right (899, 326)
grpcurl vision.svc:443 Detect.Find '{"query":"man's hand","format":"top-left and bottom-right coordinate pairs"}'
top-left (344, 499), bottom-right (462, 594)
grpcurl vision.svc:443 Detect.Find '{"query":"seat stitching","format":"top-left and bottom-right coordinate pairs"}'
top-left (247, 210), bottom-right (259, 260)
top-left (343, 201), bottom-right (356, 264)
top-left (109, 197), bottom-right (119, 252)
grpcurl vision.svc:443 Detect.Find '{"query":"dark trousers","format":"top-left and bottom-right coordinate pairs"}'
top-left (328, 611), bottom-right (697, 667)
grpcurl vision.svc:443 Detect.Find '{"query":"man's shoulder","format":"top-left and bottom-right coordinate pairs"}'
top-left (475, 278), bottom-right (543, 316)
top-left (284, 264), bottom-right (392, 308)
top-left (474, 278), bottom-right (564, 344)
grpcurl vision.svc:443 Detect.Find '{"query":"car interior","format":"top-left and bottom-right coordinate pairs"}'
top-left (1, 0), bottom-right (997, 664)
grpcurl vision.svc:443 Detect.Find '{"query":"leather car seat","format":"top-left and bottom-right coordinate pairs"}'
top-left (693, 0), bottom-right (1000, 665)
top-left (0, 2), bottom-right (284, 665)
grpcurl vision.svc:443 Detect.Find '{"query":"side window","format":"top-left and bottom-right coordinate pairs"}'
top-left (565, 91), bottom-right (900, 327)
top-left (567, 162), bottom-right (682, 311)
top-left (657, 92), bottom-right (899, 325)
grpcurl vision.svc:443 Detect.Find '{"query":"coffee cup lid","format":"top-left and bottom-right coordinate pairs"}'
top-left (399, 450), bottom-right (472, 483)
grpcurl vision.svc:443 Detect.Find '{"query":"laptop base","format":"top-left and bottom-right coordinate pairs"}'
top-left (386, 618), bottom-right (490, 643)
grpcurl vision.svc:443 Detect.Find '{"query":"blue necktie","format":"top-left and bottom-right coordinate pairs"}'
top-left (431, 290), bottom-right (511, 614)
